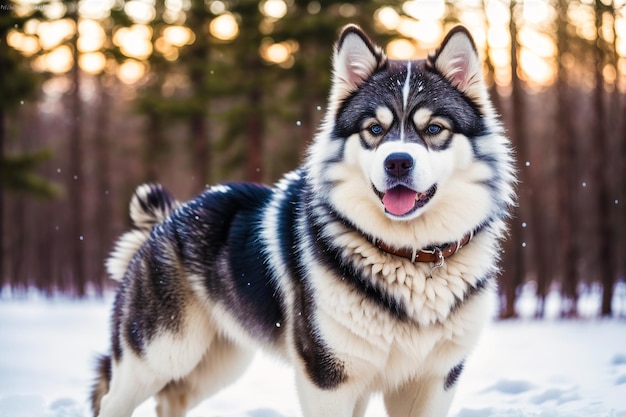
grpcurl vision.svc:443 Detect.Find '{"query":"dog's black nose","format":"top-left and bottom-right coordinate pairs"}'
top-left (384, 153), bottom-right (414, 178)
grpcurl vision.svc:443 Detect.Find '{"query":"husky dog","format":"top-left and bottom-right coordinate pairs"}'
top-left (92, 24), bottom-right (515, 417)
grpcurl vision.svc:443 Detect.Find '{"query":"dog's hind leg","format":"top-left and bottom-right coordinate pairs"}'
top-left (98, 330), bottom-right (219, 417)
top-left (155, 336), bottom-right (254, 417)
top-left (97, 352), bottom-right (170, 417)
top-left (97, 298), bottom-right (217, 417)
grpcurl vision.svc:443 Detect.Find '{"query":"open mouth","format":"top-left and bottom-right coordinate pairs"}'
top-left (377, 184), bottom-right (437, 217)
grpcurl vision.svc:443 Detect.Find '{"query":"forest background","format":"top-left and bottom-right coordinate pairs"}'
top-left (1, 0), bottom-right (625, 319)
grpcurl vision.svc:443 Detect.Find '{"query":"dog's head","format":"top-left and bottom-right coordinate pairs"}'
top-left (308, 25), bottom-right (515, 246)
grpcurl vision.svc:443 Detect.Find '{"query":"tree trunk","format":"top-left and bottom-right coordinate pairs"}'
top-left (190, 114), bottom-right (209, 187)
top-left (556, 0), bottom-right (579, 318)
top-left (93, 75), bottom-right (112, 293)
top-left (611, 1), bottom-right (625, 308)
top-left (594, 1), bottom-right (615, 317)
top-left (246, 86), bottom-right (263, 183)
top-left (500, 0), bottom-right (529, 319)
top-left (145, 111), bottom-right (167, 183)
top-left (0, 107), bottom-right (4, 288)
top-left (69, 4), bottom-right (85, 296)
top-left (622, 92), bottom-right (626, 301)
top-left (187, 7), bottom-right (211, 189)
top-left (479, 0), bottom-right (514, 318)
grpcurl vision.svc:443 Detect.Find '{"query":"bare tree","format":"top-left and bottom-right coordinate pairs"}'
top-left (68, 1), bottom-right (86, 296)
top-left (556, 0), bottom-right (580, 317)
top-left (593, 0), bottom-right (616, 316)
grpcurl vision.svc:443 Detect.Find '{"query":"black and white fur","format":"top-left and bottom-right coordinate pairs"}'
top-left (92, 25), bottom-right (515, 417)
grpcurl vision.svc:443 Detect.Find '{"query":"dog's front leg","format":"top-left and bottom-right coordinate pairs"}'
top-left (295, 370), bottom-right (363, 417)
top-left (383, 371), bottom-right (461, 417)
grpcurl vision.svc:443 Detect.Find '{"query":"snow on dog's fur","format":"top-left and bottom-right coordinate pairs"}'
top-left (92, 25), bottom-right (515, 417)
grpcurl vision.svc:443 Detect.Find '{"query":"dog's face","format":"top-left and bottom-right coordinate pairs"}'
top-left (309, 25), bottom-right (513, 244)
top-left (338, 58), bottom-right (480, 220)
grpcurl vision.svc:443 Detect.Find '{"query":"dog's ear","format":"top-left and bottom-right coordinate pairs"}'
top-left (431, 26), bottom-right (486, 103)
top-left (332, 25), bottom-right (386, 99)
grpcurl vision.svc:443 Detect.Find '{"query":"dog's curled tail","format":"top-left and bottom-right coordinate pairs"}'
top-left (106, 183), bottom-right (179, 281)
top-left (90, 354), bottom-right (111, 417)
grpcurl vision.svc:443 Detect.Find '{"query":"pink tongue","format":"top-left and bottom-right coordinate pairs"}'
top-left (382, 186), bottom-right (418, 215)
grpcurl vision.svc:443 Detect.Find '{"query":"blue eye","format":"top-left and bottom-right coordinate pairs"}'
top-left (426, 124), bottom-right (442, 135)
top-left (369, 124), bottom-right (384, 135)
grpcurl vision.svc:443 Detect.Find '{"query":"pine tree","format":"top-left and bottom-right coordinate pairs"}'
top-left (0, 6), bottom-right (59, 290)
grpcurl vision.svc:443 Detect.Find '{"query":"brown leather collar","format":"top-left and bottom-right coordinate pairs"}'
top-left (374, 229), bottom-right (476, 264)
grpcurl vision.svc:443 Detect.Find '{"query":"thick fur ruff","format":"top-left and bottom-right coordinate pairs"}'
top-left (92, 25), bottom-right (515, 417)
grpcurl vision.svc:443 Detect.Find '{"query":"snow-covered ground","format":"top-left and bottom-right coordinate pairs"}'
top-left (1, 292), bottom-right (625, 417)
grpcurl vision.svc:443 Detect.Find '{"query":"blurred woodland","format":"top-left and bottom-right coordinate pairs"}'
top-left (1, 0), bottom-right (625, 318)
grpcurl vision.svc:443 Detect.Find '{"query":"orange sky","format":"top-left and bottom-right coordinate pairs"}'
top-left (6, 0), bottom-right (626, 90)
